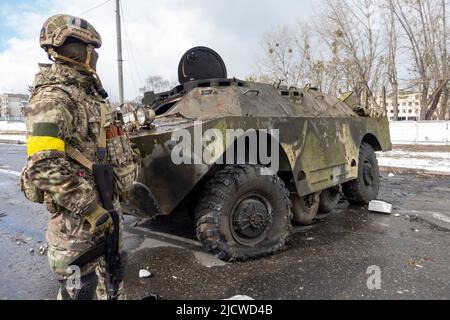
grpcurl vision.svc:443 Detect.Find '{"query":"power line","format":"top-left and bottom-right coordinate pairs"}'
top-left (79, 0), bottom-right (112, 16)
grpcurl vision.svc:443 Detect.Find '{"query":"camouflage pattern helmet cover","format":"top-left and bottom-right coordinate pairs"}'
top-left (40, 14), bottom-right (102, 50)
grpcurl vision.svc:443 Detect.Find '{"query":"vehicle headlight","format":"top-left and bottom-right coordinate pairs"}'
top-left (136, 107), bottom-right (156, 126)
top-left (136, 108), bottom-right (147, 126)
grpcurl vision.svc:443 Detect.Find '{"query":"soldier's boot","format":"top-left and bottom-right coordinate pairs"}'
top-left (57, 272), bottom-right (98, 300)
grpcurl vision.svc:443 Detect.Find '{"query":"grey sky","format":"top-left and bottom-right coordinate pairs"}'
top-left (0, 0), bottom-right (315, 101)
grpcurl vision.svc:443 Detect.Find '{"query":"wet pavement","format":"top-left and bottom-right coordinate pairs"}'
top-left (0, 143), bottom-right (449, 300)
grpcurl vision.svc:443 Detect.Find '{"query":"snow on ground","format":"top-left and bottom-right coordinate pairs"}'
top-left (377, 150), bottom-right (450, 174)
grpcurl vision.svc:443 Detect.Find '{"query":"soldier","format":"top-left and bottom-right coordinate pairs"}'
top-left (20, 14), bottom-right (139, 300)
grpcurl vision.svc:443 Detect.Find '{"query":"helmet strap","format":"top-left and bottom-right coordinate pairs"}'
top-left (48, 47), bottom-right (108, 99)
top-left (48, 47), bottom-right (97, 74)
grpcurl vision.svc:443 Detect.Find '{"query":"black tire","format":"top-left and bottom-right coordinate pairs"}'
top-left (318, 187), bottom-right (341, 213)
top-left (195, 165), bottom-right (292, 261)
top-left (291, 192), bottom-right (320, 225)
top-left (343, 142), bottom-right (380, 204)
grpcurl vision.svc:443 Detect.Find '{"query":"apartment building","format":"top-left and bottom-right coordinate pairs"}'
top-left (0, 93), bottom-right (29, 121)
top-left (385, 93), bottom-right (421, 122)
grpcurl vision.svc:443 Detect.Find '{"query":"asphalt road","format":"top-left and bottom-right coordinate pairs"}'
top-left (0, 143), bottom-right (449, 300)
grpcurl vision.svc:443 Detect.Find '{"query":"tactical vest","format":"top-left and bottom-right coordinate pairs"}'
top-left (21, 68), bottom-right (139, 210)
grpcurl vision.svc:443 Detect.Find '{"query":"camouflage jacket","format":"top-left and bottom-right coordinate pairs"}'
top-left (23, 63), bottom-right (138, 215)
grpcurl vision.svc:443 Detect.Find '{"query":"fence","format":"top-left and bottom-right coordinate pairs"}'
top-left (1, 120), bottom-right (450, 145)
top-left (389, 121), bottom-right (450, 145)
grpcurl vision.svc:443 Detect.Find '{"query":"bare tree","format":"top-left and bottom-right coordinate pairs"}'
top-left (257, 24), bottom-right (322, 88)
top-left (316, 0), bottom-right (386, 109)
top-left (438, 0), bottom-right (449, 120)
top-left (386, 0), bottom-right (400, 120)
top-left (139, 75), bottom-right (176, 94)
top-left (391, 0), bottom-right (449, 120)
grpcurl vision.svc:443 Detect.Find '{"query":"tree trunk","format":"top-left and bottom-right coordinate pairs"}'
top-left (426, 80), bottom-right (448, 119)
top-left (382, 86), bottom-right (387, 116)
top-left (426, 86), bottom-right (444, 120)
top-left (392, 82), bottom-right (399, 121)
top-left (420, 85), bottom-right (429, 120)
top-left (439, 86), bottom-right (449, 120)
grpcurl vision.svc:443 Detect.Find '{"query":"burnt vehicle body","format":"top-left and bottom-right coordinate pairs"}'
top-left (128, 47), bottom-right (391, 261)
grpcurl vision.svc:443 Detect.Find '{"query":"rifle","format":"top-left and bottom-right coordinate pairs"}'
top-left (68, 163), bottom-right (122, 300)
top-left (92, 163), bottom-right (121, 300)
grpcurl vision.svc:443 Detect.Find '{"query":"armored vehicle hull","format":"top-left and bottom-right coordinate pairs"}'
top-left (128, 48), bottom-right (391, 261)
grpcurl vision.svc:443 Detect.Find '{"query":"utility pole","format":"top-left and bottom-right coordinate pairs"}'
top-left (115, 0), bottom-right (124, 104)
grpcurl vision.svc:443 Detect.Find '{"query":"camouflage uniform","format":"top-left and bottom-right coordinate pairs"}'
top-left (21, 15), bottom-right (138, 300)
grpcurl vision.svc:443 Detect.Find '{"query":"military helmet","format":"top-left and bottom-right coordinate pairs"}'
top-left (39, 14), bottom-right (102, 50)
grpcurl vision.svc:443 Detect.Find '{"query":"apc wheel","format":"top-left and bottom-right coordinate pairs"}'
top-left (318, 187), bottom-right (341, 213)
top-left (291, 192), bottom-right (320, 225)
top-left (195, 165), bottom-right (292, 261)
top-left (343, 142), bottom-right (380, 204)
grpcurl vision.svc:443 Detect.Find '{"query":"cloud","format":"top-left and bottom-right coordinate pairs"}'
top-left (0, 0), bottom-right (313, 101)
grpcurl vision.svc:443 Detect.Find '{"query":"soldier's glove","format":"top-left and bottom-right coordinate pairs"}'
top-left (83, 204), bottom-right (114, 235)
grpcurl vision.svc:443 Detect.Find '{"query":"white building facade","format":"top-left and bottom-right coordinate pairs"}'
top-left (385, 93), bottom-right (421, 122)
top-left (0, 93), bottom-right (29, 121)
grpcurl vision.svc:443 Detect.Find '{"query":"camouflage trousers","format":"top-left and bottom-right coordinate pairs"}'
top-left (45, 201), bottom-right (125, 300)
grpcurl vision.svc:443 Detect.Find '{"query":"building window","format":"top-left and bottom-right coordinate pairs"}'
top-left (408, 109), bottom-right (412, 113)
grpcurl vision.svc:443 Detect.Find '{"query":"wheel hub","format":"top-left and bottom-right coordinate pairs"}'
top-left (303, 194), bottom-right (316, 208)
top-left (231, 195), bottom-right (272, 245)
top-left (363, 160), bottom-right (374, 186)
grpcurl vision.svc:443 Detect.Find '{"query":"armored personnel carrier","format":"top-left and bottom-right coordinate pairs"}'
top-left (126, 47), bottom-right (391, 261)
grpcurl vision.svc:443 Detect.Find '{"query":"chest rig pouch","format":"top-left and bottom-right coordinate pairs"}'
top-left (66, 97), bottom-right (139, 202)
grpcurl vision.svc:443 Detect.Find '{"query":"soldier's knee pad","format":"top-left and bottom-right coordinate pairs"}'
top-left (58, 272), bottom-right (99, 300)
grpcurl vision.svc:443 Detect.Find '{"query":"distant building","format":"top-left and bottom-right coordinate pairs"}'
top-left (0, 93), bottom-right (29, 121)
top-left (385, 92), bottom-right (421, 122)
top-left (376, 89), bottom-right (450, 121)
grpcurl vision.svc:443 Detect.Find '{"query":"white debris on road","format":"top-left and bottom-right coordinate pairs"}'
top-left (139, 269), bottom-right (153, 278)
top-left (377, 150), bottom-right (450, 174)
top-left (369, 200), bottom-right (393, 214)
top-left (224, 295), bottom-right (254, 300)
top-left (38, 244), bottom-right (48, 255)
